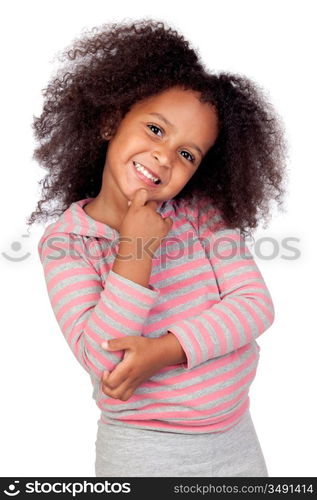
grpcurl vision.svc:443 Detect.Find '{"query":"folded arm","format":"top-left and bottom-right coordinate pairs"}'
top-left (166, 198), bottom-right (275, 370)
top-left (38, 233), bottom-right (159, 380)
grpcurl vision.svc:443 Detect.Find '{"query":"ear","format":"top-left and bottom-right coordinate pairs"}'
top-left (102, 130), bottom-right (113, 141)
top-left (100, 110), bottom-right (122, 142)
top-left (100, 124), bottom-right (114, 141)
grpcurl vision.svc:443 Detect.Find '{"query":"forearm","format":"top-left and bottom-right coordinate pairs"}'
top-left (112, 241), bottom-right (153, 289)
top-left (112, 244), bottom-right (186, 366)
top-left (157, 331), bottom-right (187, 366)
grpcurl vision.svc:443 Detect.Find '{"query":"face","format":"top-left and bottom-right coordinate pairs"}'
top-left (100, 86), bottom-right (219, 213)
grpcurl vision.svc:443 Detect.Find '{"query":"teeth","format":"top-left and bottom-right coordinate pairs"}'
top-left (134, 162), bottom-right (160, 183)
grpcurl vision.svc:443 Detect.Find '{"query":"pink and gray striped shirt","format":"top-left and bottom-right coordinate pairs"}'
top-left (38, 194), bottom-right (274, 433)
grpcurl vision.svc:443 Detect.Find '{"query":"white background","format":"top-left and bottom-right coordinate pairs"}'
top-left (1, 0), bottom-right (316, 477)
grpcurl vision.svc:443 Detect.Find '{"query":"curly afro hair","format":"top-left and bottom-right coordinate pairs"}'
top-left (27, 18), bottom-right (289, 239)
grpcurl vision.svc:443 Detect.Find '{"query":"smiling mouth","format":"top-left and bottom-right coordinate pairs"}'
top-left (132, 161), bottom-right (162, 185)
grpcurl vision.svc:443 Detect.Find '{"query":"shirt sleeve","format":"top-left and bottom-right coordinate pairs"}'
top-left (167, 197), bottom-right (275, 370)
top-left (38, 232), bottom-right (160, 381)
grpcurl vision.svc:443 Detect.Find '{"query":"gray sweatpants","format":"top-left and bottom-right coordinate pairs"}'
top-left (95, 409), bottom-right (268, 477)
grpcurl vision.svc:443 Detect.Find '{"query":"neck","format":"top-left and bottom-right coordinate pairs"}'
top-left (83, 194), bottom-right (127, 231)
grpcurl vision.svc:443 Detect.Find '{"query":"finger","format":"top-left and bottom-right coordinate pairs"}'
top-left (120, 387), bottom-right (136, 402)
top-left (102, 383), bottom-right (120, 399)
top-left (118, 377), bottom-right (140, 401)
top-left (145, 200), bottom-right (159, 211)
top-left (102, 377), bottom-right (134, 400)
top-left (163, 216), bottom-right (174, 230)
top-left (130, 188), bottom-right (149, 209)
top-left (101, 337), bottom-right (131, 351)
top-left (103, 362), bottom-right (130, 389)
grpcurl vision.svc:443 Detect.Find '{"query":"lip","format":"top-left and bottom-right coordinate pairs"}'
top-left (133, 161), bottom-right (162, 183)
top-left (132, 161), bottom-right (162, 187)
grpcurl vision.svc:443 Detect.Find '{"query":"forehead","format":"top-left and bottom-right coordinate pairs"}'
top-left (131, 87), bottom-right (219, 148)
top-left (134, 87), bottom-right (204, 111)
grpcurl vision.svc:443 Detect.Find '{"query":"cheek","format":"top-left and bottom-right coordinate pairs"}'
top-left (175, 165), bottom-right (196, 182)
top-left (109, 131), bottom-right (140, 151)
top-left (168, 168), bottom-right (194, 191)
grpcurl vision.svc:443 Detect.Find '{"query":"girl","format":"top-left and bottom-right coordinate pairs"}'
top-left (28, 19), bottom-right (288, 477)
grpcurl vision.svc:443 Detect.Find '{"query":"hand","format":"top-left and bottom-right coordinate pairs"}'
top-left (100, 336), bottom-right (167, 401)
top-left (119, 188), bottom-right (173, 256)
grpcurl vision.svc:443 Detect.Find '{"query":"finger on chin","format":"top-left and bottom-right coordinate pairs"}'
top-left (146, 200), bottom-right (159, 210)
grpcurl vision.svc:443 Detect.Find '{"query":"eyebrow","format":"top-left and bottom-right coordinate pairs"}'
top-left (147, 112), bottom-right (203, 158)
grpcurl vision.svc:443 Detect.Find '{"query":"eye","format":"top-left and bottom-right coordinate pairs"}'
top-left (147, 124), bottom-right (163, 136)
top-left (180, 150), bottom-right (195, 163)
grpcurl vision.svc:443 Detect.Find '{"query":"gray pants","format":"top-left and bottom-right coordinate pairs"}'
top-left (95, 409), bottom-right (268, 477)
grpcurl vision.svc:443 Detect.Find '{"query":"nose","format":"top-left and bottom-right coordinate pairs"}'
top-left (152, 146), bottom-right (174, 169)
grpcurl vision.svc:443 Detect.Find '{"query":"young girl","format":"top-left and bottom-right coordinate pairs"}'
top-left (28, 19), bottom-right (288, 477)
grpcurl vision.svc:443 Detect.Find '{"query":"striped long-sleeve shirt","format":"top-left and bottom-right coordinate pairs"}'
top-left (38, 194), bottom-right (274, 433)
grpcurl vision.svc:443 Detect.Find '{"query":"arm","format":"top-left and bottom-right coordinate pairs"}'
top-left (157, 331), bottom-right (187, 365)
top-left (100, 331), bottom-right (186, 401)
top-left (112, 240), bottom-right (152, 288)
top-left (38, 232), bottom-right (159, 381)
top-left (166, 198), bottom-right (275, 370)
